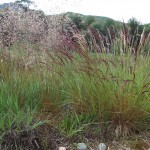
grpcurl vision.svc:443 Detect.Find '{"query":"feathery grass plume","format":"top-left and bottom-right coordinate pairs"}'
top-left (87, 26), bottom-right (104, 53)
top-left (121, 21), bottom-right (130, 53)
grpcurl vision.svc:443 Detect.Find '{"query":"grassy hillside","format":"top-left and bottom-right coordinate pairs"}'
top-left (65, 12), bottom-right (123, 35)
top-left (66, 11), bottom-right (115, 23)
top-left (65, 11), bottom-right (119, 27)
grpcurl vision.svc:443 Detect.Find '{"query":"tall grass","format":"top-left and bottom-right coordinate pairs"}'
top-left (55, 52), bottom-right (150, 137)
top-left (0, 20), bottom-right (149, 148)
top-left (1, 41), bottom-right (150, 137)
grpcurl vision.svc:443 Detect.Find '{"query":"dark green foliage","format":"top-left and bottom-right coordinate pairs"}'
top-left (127, 17), bottom-right (144, 49)
top-left (102, 19), bottom-right (115, 35)
top-left (67, 12), bottom-right (122, 36)
top-left (127, 17), bottom-right (143, 35)
top-left (84, 16), bottom-right (95, 26)
top-left (67, 13), bottom-right (85, 30)
top-left (15, 0), bottom-right (34, 11)
top-left (66, 12), bottom-right (118, 32)
top-left (91, 22), bottom-right (103, 32)
top-left (104, 18), bottom-right (115, 28)
top-left (66, 12), bottom-right (150, 40)
top-left (145, 23), bottom-right (150, 34)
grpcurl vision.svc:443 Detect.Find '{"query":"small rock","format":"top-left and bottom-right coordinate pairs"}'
top-left (59, 147), bottom-right (66, 150)
top-left (77, 143), bottom-right (87, 150)
top-left (98, 143), bottom-right (107, 150)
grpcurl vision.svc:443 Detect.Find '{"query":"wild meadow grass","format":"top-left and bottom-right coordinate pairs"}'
top-left (58, 53), bottom-right (150, 137)
top-left (0, 45), bottom-right (149, 142)
top-left (0, 6), bottom-right (150, 149)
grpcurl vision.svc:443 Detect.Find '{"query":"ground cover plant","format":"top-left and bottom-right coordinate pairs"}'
top-left (0, 3), bottom-right (150, 149)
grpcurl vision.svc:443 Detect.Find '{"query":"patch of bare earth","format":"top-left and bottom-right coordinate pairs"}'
top-left (1, 122), bottom-right (149, 150)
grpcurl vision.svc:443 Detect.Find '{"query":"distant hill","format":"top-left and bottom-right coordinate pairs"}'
top-left (66, 12), bottom-right (113, 20)
top-left (0, 2), bottom-right (25, 11)
top-left (0, 2), bottom-right (15, 9)
top-left (64, 12), bottom-right (123, 35)
top-left (65, 12), bottom-right (117, 24)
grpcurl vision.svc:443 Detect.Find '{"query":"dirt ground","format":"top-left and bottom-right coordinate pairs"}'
top-left (1, 124), bottom-right (150, 150)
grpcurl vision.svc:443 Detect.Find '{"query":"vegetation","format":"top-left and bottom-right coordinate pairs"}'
top-left (66, 12), bottom-right (118, 35)
top-left (66, 12), bottom-right (150, 36)
top-left (15, 0), bottom-right (34, 10)
top-left (0, 3), bottom-right (150, 149)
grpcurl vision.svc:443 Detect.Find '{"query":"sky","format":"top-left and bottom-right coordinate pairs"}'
top-left (0, 0), bottom-right (150, 24)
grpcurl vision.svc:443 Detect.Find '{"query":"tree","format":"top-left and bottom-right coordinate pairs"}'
top-left (104, 19), bottom-right (115, 28)
top-left (68, 13), bottom-right (85, 30)
top-left (145, 24), bottom-right (150, 34)
top-left (84, 16), bottom-right (95, 26)
top-left (127, 17), bottom-right (143, 35)
top-left (127, 17), bottom-right (144, 50)
top-left (102, 19), bottom-right (115, 35)
top-left (91, 22), bottom-right (103, 32)
top-left (15, 0), bottom-right (34, 11)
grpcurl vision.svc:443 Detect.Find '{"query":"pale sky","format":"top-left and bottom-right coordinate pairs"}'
top-left (0, 0), bottom-right (150, 23)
